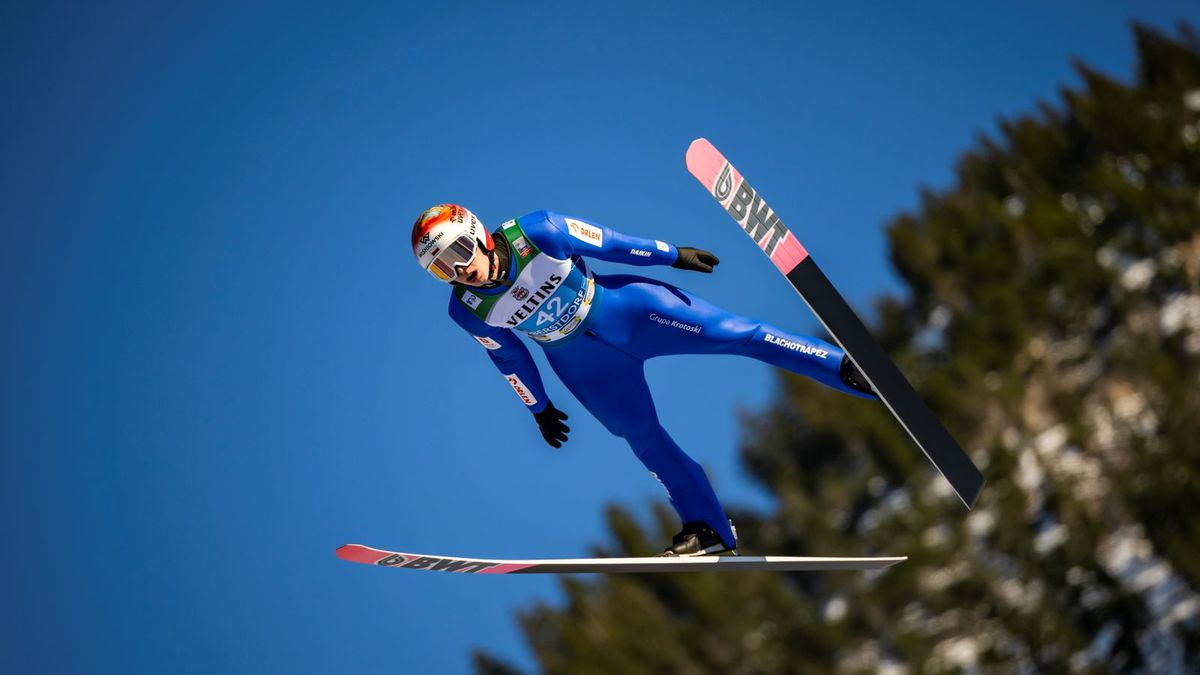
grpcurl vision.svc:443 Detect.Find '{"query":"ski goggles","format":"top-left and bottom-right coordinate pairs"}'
top-left (427, 232), bottom-right (479, 282)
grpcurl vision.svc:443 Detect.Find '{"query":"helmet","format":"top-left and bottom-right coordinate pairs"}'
top-left (411, 204), bottom-right (494, 283)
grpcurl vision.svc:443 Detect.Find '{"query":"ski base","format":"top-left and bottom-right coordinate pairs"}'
top-left (337, 544), bottom-right (905, 574)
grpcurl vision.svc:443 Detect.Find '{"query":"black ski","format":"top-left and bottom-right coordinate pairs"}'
top-left (686, 138), bottom-right (984, 508)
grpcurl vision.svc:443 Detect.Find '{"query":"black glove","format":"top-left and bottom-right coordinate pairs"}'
top-left (672, 246), bottom-right (720, 273)
top-left (533, 401), bottom-right (570, 448)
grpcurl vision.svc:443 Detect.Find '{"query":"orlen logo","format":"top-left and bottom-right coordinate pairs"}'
top-left (566, 219), bottom-right (603, 246)
top-left (505, 374), bottom-right (538, 406)
top-left (474, 336), bottom-right (501, 350)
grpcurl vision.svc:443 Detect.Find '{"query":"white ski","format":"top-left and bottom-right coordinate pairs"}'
top-left (336, 544), bottom-right (905, 574)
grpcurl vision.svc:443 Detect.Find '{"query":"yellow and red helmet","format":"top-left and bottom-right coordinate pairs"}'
top-left (411, 204), bottom-right (494, 283)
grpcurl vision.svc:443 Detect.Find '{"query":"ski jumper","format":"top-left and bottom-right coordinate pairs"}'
top-left (448, 211), bottom-right (872, 547)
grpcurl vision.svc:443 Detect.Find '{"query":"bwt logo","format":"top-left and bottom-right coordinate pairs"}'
top-left (714, 164), bottom-right (734, 202)
top-left (376, 554), bottom-right (499, 573)
top-left (728, 182), bottom-right (787, 256)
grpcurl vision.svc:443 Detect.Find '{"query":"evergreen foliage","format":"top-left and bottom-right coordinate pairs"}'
top-left (480, 24), bottom-right (1200, 674)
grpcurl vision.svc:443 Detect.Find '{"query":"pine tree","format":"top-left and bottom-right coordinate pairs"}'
top-left (480, 23), bottom-right (1200, 674)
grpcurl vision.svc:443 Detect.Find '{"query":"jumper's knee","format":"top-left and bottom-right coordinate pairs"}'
top-left (615, 420), bottom-right (669, 461)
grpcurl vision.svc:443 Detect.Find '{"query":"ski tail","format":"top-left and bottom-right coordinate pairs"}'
top-left (686, 138), bottom-right (984, 509)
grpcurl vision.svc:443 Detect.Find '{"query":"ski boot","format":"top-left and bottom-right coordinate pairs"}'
top-left (656, 521), bottom-right (739, 557)
top-left (840, 355), bottom-right (874, 395)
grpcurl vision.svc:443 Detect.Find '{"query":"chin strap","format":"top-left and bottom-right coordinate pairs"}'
top-left (486, 236), bottom-right (513, 287)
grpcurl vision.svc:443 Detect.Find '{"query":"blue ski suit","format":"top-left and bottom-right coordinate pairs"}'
top-left (448, 211), bottom-right (872, 547)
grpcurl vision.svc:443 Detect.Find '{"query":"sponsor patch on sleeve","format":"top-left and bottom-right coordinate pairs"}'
top-left (655, 240), bottom-right (670, 252)
top-left (504, 374), bottom-right (538, 406)
top-left (565, 218), bottom-right (604, 247)
top-left (474, 336), bottom-right (502, 350)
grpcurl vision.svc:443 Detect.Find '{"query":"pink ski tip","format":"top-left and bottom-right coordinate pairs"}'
top-left (686, 138), bottom-right (716, 174)
top-left (337, 544), bottom-right (388, 565)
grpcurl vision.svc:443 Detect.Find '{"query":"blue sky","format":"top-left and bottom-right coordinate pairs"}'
top-left (3, 2), bottom-right (1197, 673)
